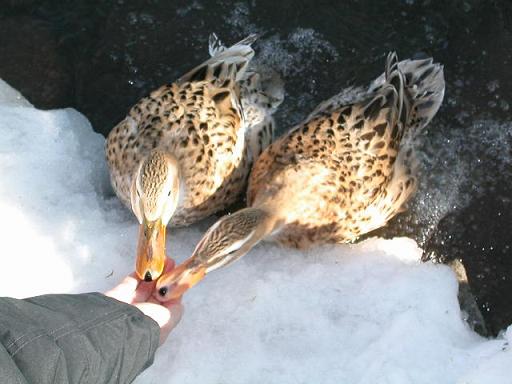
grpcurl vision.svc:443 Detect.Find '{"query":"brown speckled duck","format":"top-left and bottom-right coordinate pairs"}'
top-left (155, 52), bottom-right (445, 300)
top-left (105, 34), bottom-right (283, 281)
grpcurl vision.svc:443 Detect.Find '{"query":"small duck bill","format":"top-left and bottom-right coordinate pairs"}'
top-left (155, 257), bottom-right (206, 301)
top-left (136, 218), bottom-right (166, 282)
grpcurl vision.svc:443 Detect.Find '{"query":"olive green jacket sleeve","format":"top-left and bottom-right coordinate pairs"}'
top-left (0, 292), bottom-right (160, 384)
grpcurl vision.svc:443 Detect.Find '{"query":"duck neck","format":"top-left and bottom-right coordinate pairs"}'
top-left (239, 206), bottom-right (283, 251)
top-left (199, 207), bottom-right (283, 274)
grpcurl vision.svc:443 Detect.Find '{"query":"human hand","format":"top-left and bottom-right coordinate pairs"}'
top-left (105, 258), bottom-right (184, 345)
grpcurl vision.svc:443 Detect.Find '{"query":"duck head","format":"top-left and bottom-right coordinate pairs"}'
top-left (155, 208), bottom-right (279, 301)
top-left (131, 150), bottom-right (181, 281)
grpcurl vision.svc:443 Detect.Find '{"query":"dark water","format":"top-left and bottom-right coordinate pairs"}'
top-left (1, 0), bottom-right (511, 335)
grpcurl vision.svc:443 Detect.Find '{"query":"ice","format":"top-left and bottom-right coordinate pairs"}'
top-left (141, 239), bottom-right (512, 384)
top-left (0, 79), bottom-right (33, 107)
top-left (398, 120), bottom-right (512, 249)
top-left (487, 80), bottom-right (500, 93)
top-left (1, 80), bottom-right (511, 383)
top-left (224, 4), bottom-right (340, 127)
top-left (176, 0), bottom-right (204, 17)
top-left (0, 83), bottom-right (136, 297)
top-left (256, 29), bottom-right (339, 78)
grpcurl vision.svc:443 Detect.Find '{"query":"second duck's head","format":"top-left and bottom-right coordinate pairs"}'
top-left (130, 149), bottom-right (181, 281)
top-left (155, 208), bottom-right (279, 301)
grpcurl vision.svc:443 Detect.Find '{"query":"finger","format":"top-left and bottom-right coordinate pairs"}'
top-left (167, 303), bottom-right (184, 329)
top-left (162, 295), bottom-right (182, 309)
top-left (134, 302), bottom-right (184, 345)
top-left (104, 274), bottom-right (140, 303)
top-left (146, 295), bottom-right (182, 306)
top-left (159, 303), bottom-right (184, 345)
top-left (133, 280), bottom-right (155, 302)
top-left (133, 257), bottom-right (174, 302)
top-left (134, 303), bottom-right (168, 326)
top-left (133, 302), bottom-right (184, 328)
top-left (163, 257), bottom-right (175, 273)
top-left (130, 256), bottom-right (176, 303)
top-left (116, 274), bottom-right (140, 291)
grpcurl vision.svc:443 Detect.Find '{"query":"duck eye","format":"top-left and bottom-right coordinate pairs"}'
top-left (159, 287), bottom-right (168, 296)
top-left (225, 249), bottom-right (238, 257)
top-left (167, 190), bottom-right (172, 197)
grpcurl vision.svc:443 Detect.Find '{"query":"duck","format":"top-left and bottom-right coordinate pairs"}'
top-left (105, 33), bottom-right (283, 281)
top-left (155, 52), bottom-right (445, 300)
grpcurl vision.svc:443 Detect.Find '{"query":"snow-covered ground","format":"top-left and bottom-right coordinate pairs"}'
top-left (0, 79), bottom-right (510, 383)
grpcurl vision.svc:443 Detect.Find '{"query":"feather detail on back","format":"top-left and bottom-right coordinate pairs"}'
top-left (179, 33), bottom-right (258, 88)
top-left (248, 52), bottom-right (445, 248)
top-left (369, 55), bottom-right (445, 133)
top-left (106, 33), bottom-right (282, 227)
top-left (208, 33), bottom-right (226, 56)
top-left (184, 33), bottom-right (283, 160)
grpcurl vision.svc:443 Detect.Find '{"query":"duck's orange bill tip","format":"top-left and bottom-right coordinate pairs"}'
top-left (155, 263), bottom-right (206, 302)
top-left (135, 219), bottom-right (167, 282)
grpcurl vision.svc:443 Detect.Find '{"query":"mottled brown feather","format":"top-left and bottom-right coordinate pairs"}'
top-left (106, 34), bottom-right (283, 226)
top-left (248, 53), bottom-right (444, 248)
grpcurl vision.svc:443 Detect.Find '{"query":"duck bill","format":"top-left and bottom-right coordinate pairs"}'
top-left (136, 218), bottom-right (166, 282)
top-left (155, 258), bottom-right (206, 301)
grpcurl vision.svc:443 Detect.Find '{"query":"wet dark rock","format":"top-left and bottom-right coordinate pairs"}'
top-left (426, 189), bottom-right (512, 336)
top-left (373, 117), bottom-right (512, 336)
top-left (75, 0), bottom-right (222, 136)
top-left (0, 15), bottom-right (72, 108)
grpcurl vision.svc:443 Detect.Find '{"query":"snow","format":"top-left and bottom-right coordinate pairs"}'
top-left (0, 80), bottom-right (511, 383)
top-left (0, 79), bottom-right (33, 107)
top-left (398, 119), bottom-right (512, 248)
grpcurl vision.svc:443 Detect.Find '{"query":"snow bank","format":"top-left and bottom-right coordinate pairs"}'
top-left (0, 79), bottom-right (33, 107)
top-left (0, 80), bottom-right (510, 383)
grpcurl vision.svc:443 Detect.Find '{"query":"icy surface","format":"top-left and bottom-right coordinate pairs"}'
top-left (0, 80), bottom-right (511, 383)
top-left (394, 120), bottom-right (512, 250)
top-left (222, 3), bottom-right (341, 126)
top-left (0, 79), bottom-right (33, 108)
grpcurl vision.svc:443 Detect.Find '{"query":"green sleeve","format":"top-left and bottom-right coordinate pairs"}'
top-left (0, 293), bottom-right (160, 384)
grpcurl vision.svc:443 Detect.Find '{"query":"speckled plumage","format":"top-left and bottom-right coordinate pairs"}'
top-left (106, 34), bottom-right (283, 226)
top-left (248, 53), bottom-right (445, 248)
top-left (154, 53), bottom-right (446, 298)
top-left (194, 207), bottom-right (270, 272)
